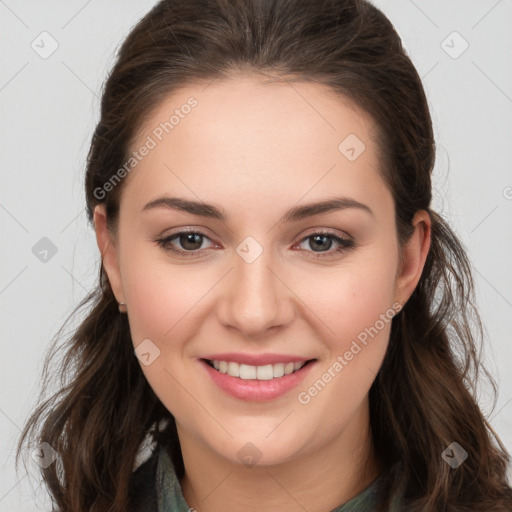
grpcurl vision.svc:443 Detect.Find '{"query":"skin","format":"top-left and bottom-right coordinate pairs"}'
top-left (94, 72), bottom-right (431, 512)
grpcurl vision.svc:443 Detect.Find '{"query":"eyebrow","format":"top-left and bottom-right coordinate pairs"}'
top-left (142, 196), bottom-right (374, 223)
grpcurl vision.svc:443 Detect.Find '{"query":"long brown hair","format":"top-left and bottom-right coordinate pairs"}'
top-left (17, 0), bottom-right (512, 510)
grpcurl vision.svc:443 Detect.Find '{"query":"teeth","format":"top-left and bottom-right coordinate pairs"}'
top-left (284, 362), bottom-right (295, 375)
top-left (256, 364), bottom-right (273, 380)
top-left (227, 361), bottom-right (240, 377)
top-left (209, 360), bottom-right (307, 379)
top-left (273, 363), bottom-right (285, 378)
top-left (239, 364), bottom-right (257, 379)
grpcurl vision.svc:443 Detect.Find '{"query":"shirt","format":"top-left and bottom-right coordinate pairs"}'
top-left (129, 444), bottom-right (403, 512)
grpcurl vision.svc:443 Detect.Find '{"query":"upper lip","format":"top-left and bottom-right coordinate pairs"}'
top-left (201, 353), bottom-right (315, 366)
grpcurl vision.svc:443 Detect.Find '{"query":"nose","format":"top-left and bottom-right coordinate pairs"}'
top-left (216, 245), bottom-right (295, 338)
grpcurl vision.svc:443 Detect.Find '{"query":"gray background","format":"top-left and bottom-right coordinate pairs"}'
top-left (1, 0), bottom-right (511, 509)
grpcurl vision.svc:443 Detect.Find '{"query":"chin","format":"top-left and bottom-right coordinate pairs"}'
top-left (214, 433), bottom-right (311, 468)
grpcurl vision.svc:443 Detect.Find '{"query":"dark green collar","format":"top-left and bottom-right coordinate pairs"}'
top-left (156, 446), bottom-right (402, 511)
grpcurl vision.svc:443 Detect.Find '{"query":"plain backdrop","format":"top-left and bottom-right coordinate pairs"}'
top-left (1, 0), bottom-right (511, 509)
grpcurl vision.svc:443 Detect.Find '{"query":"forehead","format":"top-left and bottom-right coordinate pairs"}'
top-left (123, 73), bottom-right (390, 216)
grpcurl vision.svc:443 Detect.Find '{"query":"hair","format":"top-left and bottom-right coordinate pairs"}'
top-left (17, 0), bottom-right (512, 511)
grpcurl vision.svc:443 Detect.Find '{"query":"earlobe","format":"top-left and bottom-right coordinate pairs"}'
top-left (394, 210), bottom-right (431, 306)
top-left (93, 204), bottom-right (125, 304)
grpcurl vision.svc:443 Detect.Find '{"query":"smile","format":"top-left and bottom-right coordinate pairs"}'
top-left (206, 359), bottom-right (311, 380)
top-left (200, 357), bottom-right (317, 402)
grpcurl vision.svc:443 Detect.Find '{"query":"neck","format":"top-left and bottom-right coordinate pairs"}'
top-left (177, 400), bottom-right (379, 512)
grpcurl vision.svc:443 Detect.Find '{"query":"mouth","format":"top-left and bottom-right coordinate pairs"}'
top-left (201, 358), bottom-right (317, 380)
top-left (199, 352), bottom-right (318, 401)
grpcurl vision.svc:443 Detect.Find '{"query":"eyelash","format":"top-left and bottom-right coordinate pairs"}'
top-left (154, 228), bottom-right (355, 259)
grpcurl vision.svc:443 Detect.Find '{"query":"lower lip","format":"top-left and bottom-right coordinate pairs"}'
top-left (200, 359), bottom-right (316, 402)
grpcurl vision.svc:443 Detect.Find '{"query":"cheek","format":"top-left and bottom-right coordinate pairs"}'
top-left (305, 251), bottom-right (399, 347)
top-left (122, 231), bottom-right (399, 350)
top-left (342, 268), bottom-right (396, 341)
top-left (295, 258), bottom-right (399, 428)
top-left (120, 251), bottom-right (207, 412)
top-left (120, 247), bottom-right (211, 344)
top-left (298, 246), bottom-right (400, 406)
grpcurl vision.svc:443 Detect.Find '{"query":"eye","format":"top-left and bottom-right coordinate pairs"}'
top-left (155, 229), bottom-right (215, 255)
top-left (296, 231), bottom-right (355, 258)
top-left (155, 228), bottom-right (355, 259)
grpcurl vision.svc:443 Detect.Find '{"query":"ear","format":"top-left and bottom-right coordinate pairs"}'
top-left (394, 210), bottom-right (431, 306)
top-left (93, 204), bottom-right (125, 304)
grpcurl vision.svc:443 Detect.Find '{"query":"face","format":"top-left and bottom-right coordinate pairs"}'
top-left (95, 72), bottom-right (429, 467)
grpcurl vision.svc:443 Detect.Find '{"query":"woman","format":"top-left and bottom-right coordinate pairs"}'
top-left (17, 0), bottom-right (512, 511)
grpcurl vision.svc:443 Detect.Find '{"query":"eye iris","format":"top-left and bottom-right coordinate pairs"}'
top-left (180, 233), bottom-right (203, 250)
top-left (309, 234), bottom-right (332, 252)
